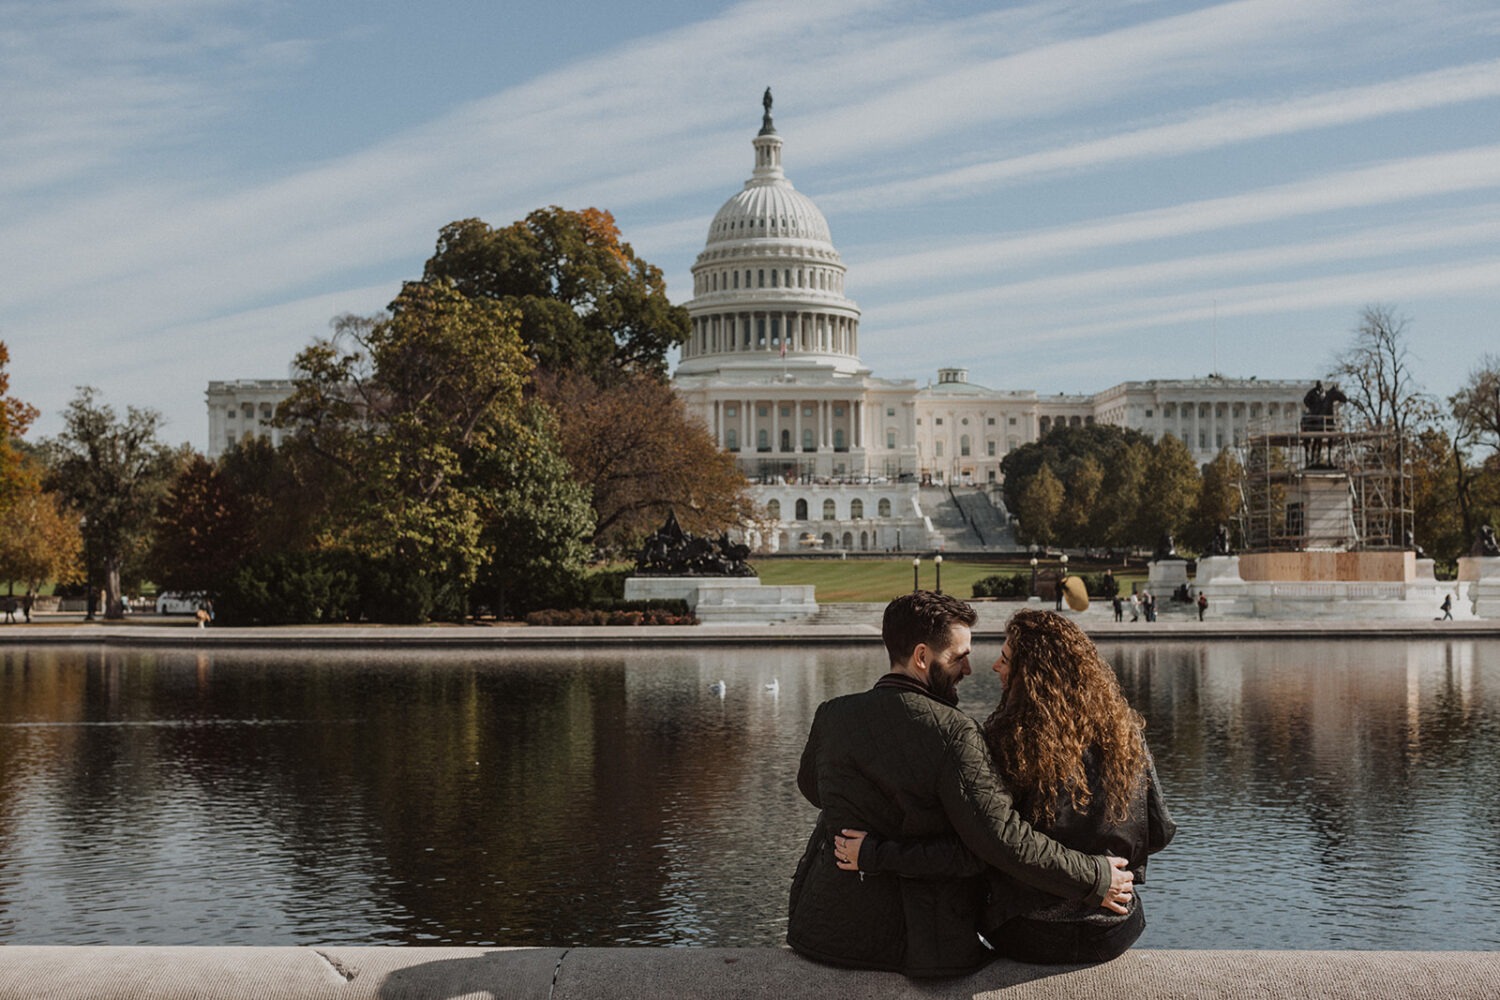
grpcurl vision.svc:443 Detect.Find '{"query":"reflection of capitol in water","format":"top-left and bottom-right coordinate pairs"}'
top-left (2, 640), bottom-right (1498, 949)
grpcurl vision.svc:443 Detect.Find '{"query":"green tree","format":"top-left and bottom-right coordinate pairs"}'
top-left (472, 403), bottom-right (595, 617)
top-left (218, 435), bottom-right (331, 556)
top-left (1452, 355), bottom-right (1500, 453)
top-left (1138, 434), bottom-right (1201, 549)
top-left (0, 342), bottom-right (39, 513)
top-left (1188, 447), bottom-right (1243, 553)
top-left (999, 424), bottom-right (1151, 520)
top-left (1015, 463), bottom-right (1064, 547)
top-left (422, 207), bottom-right (689, 382)
top-left (0, 475), bottom-right (82, 597)
top-left (542, 370), bottom-right (753, 553)
top-left (280, 281), bottom-right (594, 620)
top-left (1406, 428), bottom-right (1469, 562)
top-left (1059, 454), bottom-right (1105, 548)
top-left (146, 453), bottom-right (257, 597)
top-left (1446, 357), bottom-right (1500, 548)
top-left (1099, 440), bottom-right (1152, 550)
top-left (43, 388), bottom-right (177, 617)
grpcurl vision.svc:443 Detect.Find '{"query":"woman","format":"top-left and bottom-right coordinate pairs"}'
top-left (835, 609), bottom-right (1174, 964)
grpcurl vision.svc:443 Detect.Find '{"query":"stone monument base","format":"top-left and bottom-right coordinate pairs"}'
top-left (1146, 559), bottom-right (1189, 593)
top-left (1194, 551), bottom-right (1474, 620)
top-left (1457, 556), bottom-right (1500, 618)
top-left (623, 577), bottom-right (817, 625)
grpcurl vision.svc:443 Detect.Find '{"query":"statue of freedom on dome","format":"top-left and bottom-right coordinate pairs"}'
top-left (761, 87), bottom-right (775, 134)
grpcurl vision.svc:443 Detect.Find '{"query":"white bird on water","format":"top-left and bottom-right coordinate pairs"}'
top-left (710, 680), bottom-right (726, 698)
top-left (765, 678), bottom-right (780, 695)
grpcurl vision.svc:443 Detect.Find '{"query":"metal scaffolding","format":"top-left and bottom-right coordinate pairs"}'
top-left (1235, 414), bottom-right (1411, 552)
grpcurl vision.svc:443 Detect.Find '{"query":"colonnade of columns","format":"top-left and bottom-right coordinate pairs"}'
top-left (682, 310), bottom-right (858, 360)
top-left (710, 397), bottom-right (868, 454)
top-left (1157, 399), bottom-right (1292, 457)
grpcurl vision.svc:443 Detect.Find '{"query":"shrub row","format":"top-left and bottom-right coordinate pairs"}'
top-left (214, 550), bottom-right (469, 626)
top-left (971, 573), bottom-right (1031, 599)
top-left (971, 571), bottom-right (1121, 600)
top-left (524, 608), bottom-right (698, 626)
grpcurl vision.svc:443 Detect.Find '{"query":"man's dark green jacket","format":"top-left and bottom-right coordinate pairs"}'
top-left (787, 677), bottom-right (1111, 978)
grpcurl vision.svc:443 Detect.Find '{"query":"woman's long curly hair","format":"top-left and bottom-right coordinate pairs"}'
top-left (984, 609), bottom-right (1146, 827)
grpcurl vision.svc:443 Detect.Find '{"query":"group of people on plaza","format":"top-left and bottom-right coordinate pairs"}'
top-left (1110, 590), bottom-right (1158, 622)
top-left (0, 593), bottom-right (33, 623)
top-left (788, 593), bottom-right (1175, 977)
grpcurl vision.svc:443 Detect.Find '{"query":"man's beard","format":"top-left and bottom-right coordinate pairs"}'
top-left (928, 665), bottom-right (963, 705)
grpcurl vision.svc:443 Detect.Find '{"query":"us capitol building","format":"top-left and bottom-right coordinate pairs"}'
top-left (208, 96), bottom-right (1311, 554)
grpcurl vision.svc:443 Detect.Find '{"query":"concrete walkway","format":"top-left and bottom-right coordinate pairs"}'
top-left (0, 946), bottom-right (1496, 999)
top-left (0, 608), bottom-right (1495, 648)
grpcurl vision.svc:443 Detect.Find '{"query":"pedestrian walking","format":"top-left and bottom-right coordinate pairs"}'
top-left (1197, 591), bottom-right (1208, 621)
top-left (1112, 594), bottom-right (1124, 622)
top-left (1440, 594), bottom-right (1453, 620)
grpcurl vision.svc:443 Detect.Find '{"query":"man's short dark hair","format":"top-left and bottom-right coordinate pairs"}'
top-left (882, 591), bottom-right (977, 666)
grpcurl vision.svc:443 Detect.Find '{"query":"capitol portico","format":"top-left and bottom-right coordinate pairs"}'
top-left (205, 94), bottom-right (1313, 555)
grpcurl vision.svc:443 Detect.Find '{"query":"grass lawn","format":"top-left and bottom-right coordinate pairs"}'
top-left (751, 558), bottom-right (1146, 602)
top-left (751, 559), bottom-right (1013, 603)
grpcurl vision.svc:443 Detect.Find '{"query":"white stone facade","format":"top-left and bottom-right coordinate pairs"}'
top-left (205, 380), bottom-right (298, 459)
top-left (746, 482), bottom-right (938, 554)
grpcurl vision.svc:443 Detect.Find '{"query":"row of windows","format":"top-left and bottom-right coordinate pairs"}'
top-left (712, 214), bottom-right (813, 237)
top-left (927, 436), bottom-right (1011, 458)
top-left (1037, 415), bottom-right (1095, 432)
top-left (916, 416), bottom-right (1017, 427)
top-left (708, 212), bottom-right (804, 233)
top-left (1152, 401), bottom-right (1292, 419)
top-left (225, 403), bottom-right (274, 420)
top-left (727, 403), bottom-right (849, 419)
top-left (687, 312), bottom-right (855, 356)
top-left (696, 265), bottom-right (843, 295)
top-left (729, 428), bottom-right (848, 452)
top-left (723, 404), bottom-right (897, 419)
top-left (766, 498), bottom-right (895, 520)
top-left (790, 531), bottom-right (877, 551)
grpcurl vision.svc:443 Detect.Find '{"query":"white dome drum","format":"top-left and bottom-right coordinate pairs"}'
top-left (678, 94), bottom-right (861, 376)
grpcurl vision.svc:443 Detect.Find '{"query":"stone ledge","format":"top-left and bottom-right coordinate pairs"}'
top-left (1, 617), bottom-right (1498, 649)
top-left (0, 947), bottom-right (1497, 999)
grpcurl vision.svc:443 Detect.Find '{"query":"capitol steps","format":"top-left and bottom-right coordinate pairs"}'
top-left (918, 486), bottom-right (1018, 552)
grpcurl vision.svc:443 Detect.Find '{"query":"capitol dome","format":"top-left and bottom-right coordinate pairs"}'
top-left (676, 93), bottom-right (862, 377)
top-left (704, 159), bottom-right (833, 247)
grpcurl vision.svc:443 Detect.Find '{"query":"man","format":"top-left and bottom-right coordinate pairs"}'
top-left (787, 592), bottom-right (1134, 977)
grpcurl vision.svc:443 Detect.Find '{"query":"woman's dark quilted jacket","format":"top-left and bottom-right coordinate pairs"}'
top-left (787, 678), bottom-right (1110, 977)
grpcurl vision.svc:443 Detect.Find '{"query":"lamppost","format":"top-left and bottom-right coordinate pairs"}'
top-left (934, 553), bottom-right (944, 596)
top-left (912, 556), bottom-right (920, 593)
top-left (1029, 556), bottom-right (1038, 598)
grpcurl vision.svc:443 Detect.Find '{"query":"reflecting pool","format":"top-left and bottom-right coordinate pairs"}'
top-left (0, 639), bottom-right (1496, 949)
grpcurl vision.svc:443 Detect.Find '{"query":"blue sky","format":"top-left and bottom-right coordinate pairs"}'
top-left (6, 0), bottom-right (1500, 447)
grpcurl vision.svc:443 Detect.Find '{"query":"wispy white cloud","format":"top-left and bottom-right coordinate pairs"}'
top-left (6, 0), bottom-right (1500, 442)
top-left (822, 59), bottom-right (1500, 214)
top-left (854, 143), bottom-right (1500, 289)
top-left (869, 205), bottom-right (1500, 323)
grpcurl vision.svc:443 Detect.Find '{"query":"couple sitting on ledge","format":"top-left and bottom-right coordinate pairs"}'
top-left (788, 594), bottom-right (1175, 978)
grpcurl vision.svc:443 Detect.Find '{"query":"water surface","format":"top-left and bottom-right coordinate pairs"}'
top-left (0, 639), bottom-right (1495, 949)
